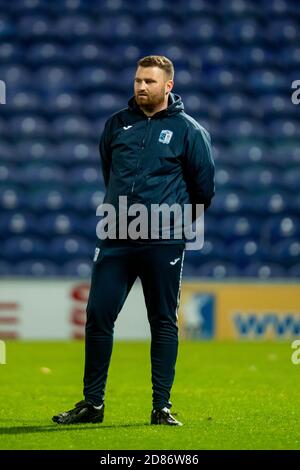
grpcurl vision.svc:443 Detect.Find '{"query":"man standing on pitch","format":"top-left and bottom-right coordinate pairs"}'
top-left (53, 55), bottom-right (215, 426)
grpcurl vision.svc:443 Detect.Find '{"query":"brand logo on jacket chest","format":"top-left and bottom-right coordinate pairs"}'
top-left (159, 129), bottom-right (173, 144)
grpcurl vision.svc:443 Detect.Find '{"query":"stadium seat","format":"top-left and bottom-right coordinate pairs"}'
top-left (238, 46), bottom-right (276, 70)
top-left (229, 238), bottom-right (270, 267)
top-left (29, 188), bottom-right (72, 212)
top-left (3, 236), bottom-right (48, 262)
top-left (14, 260), bottom-right (59, 276)
top-left (247, 69), bottom-right (286, 94)
top-left (243, 261), bottom-right (286, 278)
top-left (52, 115), bottom-right (93, 139)
top-left (0, 162), bottom-right (20, 185)
top-left (0, 41), bottom-right (23, 63)
top-left (266, 18), bottom-right (299, 45)
top-left (140, 18), bottom-right (179, 44)
top-left (181, 17), bottom-right (222, 45)
top-left (0, 212), bottom-right (38, 238)
top-left (196, 261), bottom-right (240, 278)
top-left (27, 42), bottom-right (67, 66)
top-left (55, 15), bottom-right (98, 42)
top-left (15, 140), bottom-right (56, 163)
top-left (0, 187), bottom-right (28, 211)
top-left (38, 213), bottom-right (83, 238)
top-left (239, 166), bottom-right (284, 192)
top-left (36, 66), bottom-right (76, 94)
top-left (261, 215), bottom-right (300, 245)
top-left (224, 18), bottom-right (264, 45)
top-left (8, 115), bottom-right (50, 140)
top-left (82, 92), bottom-right (125, 116)
top-left (220, 215), bottom-right (260, 242)
top-left (72, 189), bottom-right (105, 213)
top-left (210, 190), bottom-right (255, 216)
top-left (67, 42), bottom-right (109, 66)
top-left (184, 237), bottom-right (228, 266)
top-left (42, 92), bottom-right (82, 117)
top-left (6, 90), bottom-right (41, 115)
top-left (62, 259), bottom-right (93, 277)
top-left (55, 141), bottom-right (98, 165)
top-left (21, 162), bottom-right (65, 186)
top-left (17, 14), bottom-right (55, 41)
top-left (257, 191), bottom-right (293, 215)
top-left (271, 239), bottom-right (300, 267)
top-left (49, 236), bottom-right (93, 263)
top-left (217, 92), bottom-right (260, 119)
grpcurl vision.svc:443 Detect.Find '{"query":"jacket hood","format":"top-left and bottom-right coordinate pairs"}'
top-left (128, 92), bottom-right (184, 118)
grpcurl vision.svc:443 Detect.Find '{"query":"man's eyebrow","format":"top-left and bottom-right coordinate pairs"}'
top-left (134, 77), bottom-right (157, 82)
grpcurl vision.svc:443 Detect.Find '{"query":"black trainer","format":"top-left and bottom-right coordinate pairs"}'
top-left (151, 407), bottom-right (183, 426)
top-left (52, 400), bottom-right (104, 424)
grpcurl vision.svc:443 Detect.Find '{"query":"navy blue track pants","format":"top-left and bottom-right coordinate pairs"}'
top-left (83, 241), bottom-right (185, 411)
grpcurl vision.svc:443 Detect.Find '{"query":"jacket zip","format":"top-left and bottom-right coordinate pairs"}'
top-left (131, 117), bottom-right (151, 194)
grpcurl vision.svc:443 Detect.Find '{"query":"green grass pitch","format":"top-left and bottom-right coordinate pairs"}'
top-left (0, 340), bottom-right (299, 450)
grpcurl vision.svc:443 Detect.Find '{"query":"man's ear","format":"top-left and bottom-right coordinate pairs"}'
top-left (167, 80), bottom-right (174, 93)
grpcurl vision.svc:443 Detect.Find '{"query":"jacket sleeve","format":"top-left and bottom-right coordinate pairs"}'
top-left (99, 118), bottom-right (113, 188)
top-left (183, 124), bottom-right (215, 218)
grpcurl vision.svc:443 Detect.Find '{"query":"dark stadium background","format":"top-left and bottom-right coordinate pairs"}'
top-left (0, 0), bottom-right (299, 280)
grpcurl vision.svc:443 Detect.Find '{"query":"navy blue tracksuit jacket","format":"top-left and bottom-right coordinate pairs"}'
top-left (84, 92), bottom-right (215, 411)
top-left (99, 91), bottom-right (215, 242)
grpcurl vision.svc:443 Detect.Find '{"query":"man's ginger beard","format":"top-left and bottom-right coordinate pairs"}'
top-left (135, 88), bottom-right (167, 112)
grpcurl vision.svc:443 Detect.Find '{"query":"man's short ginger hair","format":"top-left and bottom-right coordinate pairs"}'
top-left (137, 55), bottom-right (174, 81)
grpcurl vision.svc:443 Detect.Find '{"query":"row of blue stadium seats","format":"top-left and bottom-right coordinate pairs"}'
top-left (1, 116), bottom-right (299, 141)
top-left (1, 188), bottom-right (300, 214)
top-left (1, 43), bottom-right (300, 69)
top-left (0, 170), bottom-right (300, 196)
top-left (1, 0), bottom-right (300, 14)
top-left (1, 14), bottom-right (300, 44)
top-left (0, 218), bottom-right (300, 250)
top-left (214, 143), bottom-right (300, 168)
top-left (0, 213), bottom-right (299, 239)
top-left (183, 261), bottom-right (300, 278)
top-left (212, 191), bottom-right (300, 214)
top-left (2, 165), bottom-right (300, 194)
top-left (1, 92), bottom-right (298, 121)
top-left (0, 141), bottom-right (100, 164)
top-left (1, 212), bottom-right (299, 239)
top-left (0, 188), bottom-right (105, 212)
top-left (185, 237), bottom-right (300, 266)
top-left (1, 65), bottom-right (299, 94)
top-left (0, 238), bottom-right (299, 269)
top-left (0, 163), bottom-right (103, 186)
top-left (0, 258), bottom-right (299, 278)
top-left (3, 211), bottom-right (300, 239)
top-left (1, 141), bottom-right (299, 168)
top-left (2, 0), bottom-right (300, 17)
